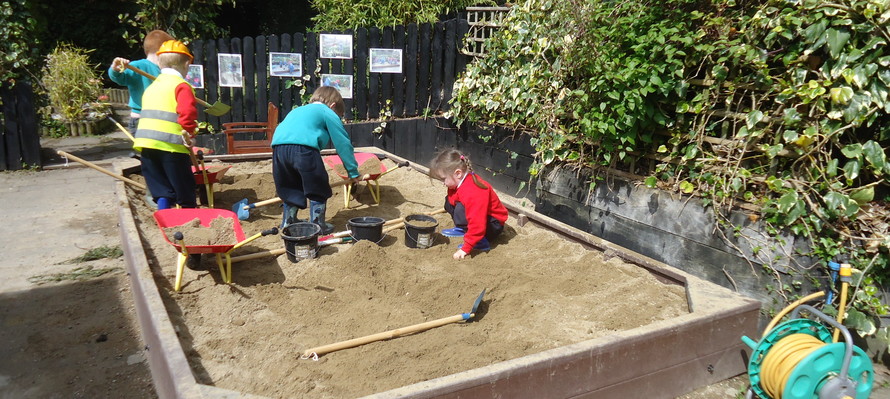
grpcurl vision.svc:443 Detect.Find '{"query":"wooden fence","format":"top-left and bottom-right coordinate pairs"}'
top-left (0, 81), bottom-right (40, 171)
top-left (190, 19), bottom-right (470, 128)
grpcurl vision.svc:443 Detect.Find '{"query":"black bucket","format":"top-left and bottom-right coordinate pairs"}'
top-left (347, 216), bottom-right (385, 242)
top-left (282, 222), bottom-right (321, 262)
top-left (404, 214), bottom-right (438, 249)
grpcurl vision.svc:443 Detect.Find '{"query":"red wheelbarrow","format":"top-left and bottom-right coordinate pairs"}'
top-left (153, 208), bottom-right (277, 291)
top-left (322, 153), bottom-right (388, 208)
top-left (191, 164), bottom-right (230, 208)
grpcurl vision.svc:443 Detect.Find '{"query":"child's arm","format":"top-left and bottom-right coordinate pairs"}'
top-left (174, 82), bottom-right (198, 135)
top-left (108, 58), bottom-right (138, 86)
top-left (325, 112), bottom-right (360, 178)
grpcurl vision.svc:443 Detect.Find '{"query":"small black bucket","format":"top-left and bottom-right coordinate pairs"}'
top-left (347, 216), bottom-right (385, 242)
top-left (404, 214), bottom-right (438, 249)
top-left (282, 222), bottom-right (321, 262)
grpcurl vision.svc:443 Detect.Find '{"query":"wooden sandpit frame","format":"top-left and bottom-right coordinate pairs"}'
top-left (115, 148), bottom-right (760, 399)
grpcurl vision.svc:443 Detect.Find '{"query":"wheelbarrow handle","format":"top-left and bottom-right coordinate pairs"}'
top-left (301, 313), bottom-right (471, 358)
top-left (261, 227), bottom-right (279, 236)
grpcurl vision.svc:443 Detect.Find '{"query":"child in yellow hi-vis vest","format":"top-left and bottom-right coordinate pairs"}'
top-left (133, 40), bottom-right (198, 210)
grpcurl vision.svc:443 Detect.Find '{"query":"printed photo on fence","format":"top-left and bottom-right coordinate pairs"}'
top-left (218, 53), bottom-right (243, 88)
top-left (270, 52), bottom-right (302, 77)
top-left (321, 74), bottom-right (353, 99)
top-left (186, 64), bottom-right (204, 89)
top-left (369, 49), bottom-right (402, 73)
top-left (319, 34), bottom-right (353, 59)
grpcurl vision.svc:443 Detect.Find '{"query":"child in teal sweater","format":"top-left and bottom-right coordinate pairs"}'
top-left (271, 86), bottom-right (360, 233)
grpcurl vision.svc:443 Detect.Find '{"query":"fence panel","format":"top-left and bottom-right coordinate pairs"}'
top-left (0, 81), bottom-right (40, 170)
top-left (354, 28), bottom-right (369, 120)
top-left (268, 34), bottom-right (282, 113)
top-left (187, 21), bottom-right (467, 126)
top-left (405, 24), bottom-right (419, 117)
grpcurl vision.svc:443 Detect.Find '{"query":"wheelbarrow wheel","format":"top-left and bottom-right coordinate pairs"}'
top-left (186, 254), bottom-right (205, 270)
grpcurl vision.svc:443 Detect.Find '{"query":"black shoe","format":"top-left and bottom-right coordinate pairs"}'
top-left (186, 254), bottom-right (205, 270)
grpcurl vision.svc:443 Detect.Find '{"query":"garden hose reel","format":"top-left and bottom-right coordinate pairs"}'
top-left (741, 305), bottom-right (874, 399)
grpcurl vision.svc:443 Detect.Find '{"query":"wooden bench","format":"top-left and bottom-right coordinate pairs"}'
top-left (222, 102), bottom-right (279, 154)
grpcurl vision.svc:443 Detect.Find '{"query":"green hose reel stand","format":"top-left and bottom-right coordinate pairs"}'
top-left (741, 311), bottom-right (874, 399)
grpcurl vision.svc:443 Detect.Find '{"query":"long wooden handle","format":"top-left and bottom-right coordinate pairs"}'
top-left (243, 197), bottom-right (283, 210)
top-left (57, 150), bottom-right (146, 189)
top-left (302, 313), bottom-right (468, 358)
top-left (125, 64), bottom-right (214, 108)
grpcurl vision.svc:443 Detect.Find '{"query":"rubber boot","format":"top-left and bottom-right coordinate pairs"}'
top-left (157, 197), bottom-right (170, 210)
top-left (309, 200), bottom-right (334, 235)
top-left (281, 203), bottom-right (301, 229)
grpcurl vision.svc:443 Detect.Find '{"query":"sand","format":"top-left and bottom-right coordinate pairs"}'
top-left (125, 157), bottom-right (688, 399)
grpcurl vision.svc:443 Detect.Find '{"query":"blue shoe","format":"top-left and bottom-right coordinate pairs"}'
top-left (458, 238), bottom-right (490, 252)
top-left (442, 227), bottom-right (466, 237)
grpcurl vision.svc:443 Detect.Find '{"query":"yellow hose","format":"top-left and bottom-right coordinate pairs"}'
top-left (833, 264), bottom-right (851, 343)
top-left (762, 291), bottom-right (826, 338)
top-left (760, 333), bottom-right (824, 398)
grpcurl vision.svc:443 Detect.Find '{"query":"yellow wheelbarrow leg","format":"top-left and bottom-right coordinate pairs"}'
top-left (343, 184), bottom-right (351, 208)
top-left (368, 179), bottom-right (381, 204)
top-left (174, 234), bottom-right (191, 292)
top-left (215, 254), bottom-right (227, 283)
top-left (175, 253), bottom-right (187, 292)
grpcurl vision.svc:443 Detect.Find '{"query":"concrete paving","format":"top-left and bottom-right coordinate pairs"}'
top-left (1, 129), bottom-right (136, 292)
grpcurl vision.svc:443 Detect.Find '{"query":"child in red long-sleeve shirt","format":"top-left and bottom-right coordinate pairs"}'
top-left (430, 149), bottom-right (508, 259)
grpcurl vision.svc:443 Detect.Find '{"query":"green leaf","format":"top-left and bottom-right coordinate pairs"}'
top-left (644, 176), bottom-right (657, 188)
top-left (777, 191), bottom-right (799, 214)
top-left (842, 159), bottom-right (861, 180)
top-left (679, 180), bottom-right (694, 194)
top-left (850, 187), bottom-right (874, 205)
top-left (862, 141), bottom-right (886, 173)
top-left (845, 308), bottom-right (876, 336)
top-left (746, 110), bottom-right (764, 129)
top-left (830, 87), bottom-right (854, 104)
top-left (826, 28), bottom-right (851, 58)
top-left (782, 108), bottom-right (802, 126)
top-left (841, 143), bottom-right (862, 159)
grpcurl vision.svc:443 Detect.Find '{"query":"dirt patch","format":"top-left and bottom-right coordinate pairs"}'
top-left (125, 158), bottom-right (689, 398)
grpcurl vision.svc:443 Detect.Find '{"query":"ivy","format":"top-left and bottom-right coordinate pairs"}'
top-left (451, 0), bottom-right (890, 337)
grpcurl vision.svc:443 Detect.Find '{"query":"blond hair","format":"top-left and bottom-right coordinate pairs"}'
top-left (158, 52), bottom-right (190, 70)
top-left (430, 148), bottom-right (488, 189)
top-left (311, 86), bottom-right (345, 117)
top-left (143, 30), bottom-right (174, 55)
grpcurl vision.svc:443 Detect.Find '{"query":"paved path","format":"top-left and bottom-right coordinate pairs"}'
top-left (0, 130), bottom-right (156, 398)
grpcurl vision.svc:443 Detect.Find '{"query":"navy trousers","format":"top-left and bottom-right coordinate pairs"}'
top-left (272, 144), bottom-right (332, 209)
top-left (140, 148), bottom-right (197, 208)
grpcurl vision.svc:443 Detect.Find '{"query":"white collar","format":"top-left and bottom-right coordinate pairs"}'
top-left (457, 172), bottom-right (469, 188)
top-left (161, 68), bottom-right (183, 78)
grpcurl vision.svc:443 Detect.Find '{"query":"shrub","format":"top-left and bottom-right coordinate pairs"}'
top-left (40, 44), bottom-right (109, 122)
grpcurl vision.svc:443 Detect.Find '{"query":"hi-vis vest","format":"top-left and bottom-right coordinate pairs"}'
top-left (133, 73), bottom-right (191, 154)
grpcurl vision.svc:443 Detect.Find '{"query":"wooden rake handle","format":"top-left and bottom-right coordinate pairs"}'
top-left (125, 64), bottom-right (215, 109)
top-left (301, 313), bottom-right (471, 358)
top-left (56, 150), bottom-right (146, 190)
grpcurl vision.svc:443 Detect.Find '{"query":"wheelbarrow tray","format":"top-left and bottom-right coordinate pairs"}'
top-left (323, 152), bottom-right (386, 180)
top-left (192, 164), bottom-right (231, 185)
top-left (153, 208), bottom-right (246, 254)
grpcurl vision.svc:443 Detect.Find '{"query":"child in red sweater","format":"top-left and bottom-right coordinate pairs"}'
top-left (430, 149), bottom-right (508, 259)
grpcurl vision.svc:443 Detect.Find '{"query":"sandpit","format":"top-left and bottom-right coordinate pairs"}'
top-left (125, 155), bottom-right (693, 398)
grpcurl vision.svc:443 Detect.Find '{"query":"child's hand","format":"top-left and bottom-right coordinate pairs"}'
top-left (453, 248), bottom-right (468, 260)
top-left (112, 57), bottom-right (130, 72)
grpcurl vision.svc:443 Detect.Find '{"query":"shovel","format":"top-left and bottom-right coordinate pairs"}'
top-left (125, 64), bottom-right (231, 116)
top-left (301, 288), bottom-right (486, 359)
top-left (233, 160), bottom-right (410, 220)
